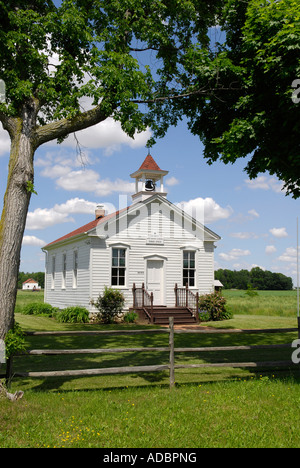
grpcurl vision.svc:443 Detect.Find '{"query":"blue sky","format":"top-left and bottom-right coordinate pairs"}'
top-left (0, 115), bottom-right (299, 286)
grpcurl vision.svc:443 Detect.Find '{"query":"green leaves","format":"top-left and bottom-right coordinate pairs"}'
top-left (0, 0), bottom-right (222, 143)
top-left (180, 0), bottom-right (300, 198)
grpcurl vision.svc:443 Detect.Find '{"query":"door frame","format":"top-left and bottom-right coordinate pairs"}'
top-left (144, 254), bottom-right (167, 305)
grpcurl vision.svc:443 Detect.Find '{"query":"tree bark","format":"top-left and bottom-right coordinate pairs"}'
top-left (0, 106), bottom-right (36, 340)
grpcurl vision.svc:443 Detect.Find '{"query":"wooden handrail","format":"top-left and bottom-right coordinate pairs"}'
top-left (174, 283), bottom-right (199, 319)
top-left (132, 283), bottom-right (154, 322)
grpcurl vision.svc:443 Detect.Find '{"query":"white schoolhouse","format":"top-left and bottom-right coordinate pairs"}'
top-left (43, 154), bottom-right (221, 324)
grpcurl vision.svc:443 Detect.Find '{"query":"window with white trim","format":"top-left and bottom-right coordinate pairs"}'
top-left (111, 248), bottom-right (126, 286)
top-left (183, 251), bottom-right (195, 287)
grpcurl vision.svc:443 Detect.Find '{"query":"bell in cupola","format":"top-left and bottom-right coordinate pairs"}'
top-left (130, 153), bottom-right (169, 203)
top-left (145, 179), bottom-right (155, 191)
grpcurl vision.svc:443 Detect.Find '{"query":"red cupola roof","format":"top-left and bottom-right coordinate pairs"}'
top-left (138, 154), bottom-right (162, 171)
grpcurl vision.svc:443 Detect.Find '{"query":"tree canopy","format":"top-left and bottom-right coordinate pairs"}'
top-left (215, 267), bottom-right (293, 291)
top-left (0, 0), bottom-right (222, 143)
top-left (159, 0), bottom-right (300, 197)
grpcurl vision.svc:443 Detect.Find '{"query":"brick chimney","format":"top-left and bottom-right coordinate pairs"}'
top-left (95, 204), bottom-right (105, 219)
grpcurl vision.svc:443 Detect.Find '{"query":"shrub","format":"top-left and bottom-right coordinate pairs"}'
top-left (198, 291), bottom-right (233, 321)
top-left (4, 323), bottom-right (26, 358)
top-left (22, 302), bottom-right (57, 316)
top-left (245, 284), bottom-right (259, 297)
top-left (91, 286), bottom-right (125, 323)
top-left (123, 311), bottom-right (138, 323)
top-left (55, 306), bottom-right (90, 323)
top-left (198, 309), bottom-right (210, 322)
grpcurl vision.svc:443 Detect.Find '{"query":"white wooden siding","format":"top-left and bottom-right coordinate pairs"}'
top-left (45, 239), bottom-right (91, 310)
top-left (45, 198), bottom-right (217, 312)
top-left (91, 205), bottom-right (215, 309)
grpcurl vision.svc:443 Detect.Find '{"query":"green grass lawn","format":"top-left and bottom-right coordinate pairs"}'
top-left (1, 289), bottom-right (300, 448)
top-left (1, 377), bottom-right (300, 448)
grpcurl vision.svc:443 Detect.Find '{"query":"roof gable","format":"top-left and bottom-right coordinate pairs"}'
top-left (91, 194), bottom-right (220, 242)
top-left (43, 208), bottom-right (129, 248)
top-left (43, 194), bottom-right (220, 249)
top-left (23, 278), bottom-right (38, 284)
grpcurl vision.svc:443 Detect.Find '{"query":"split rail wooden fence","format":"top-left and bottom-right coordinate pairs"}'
top-left (3, 318), bottom-right (299, 388)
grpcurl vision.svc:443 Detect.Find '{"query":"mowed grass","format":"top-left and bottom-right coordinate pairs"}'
top-left (1, 377), bottom-right (300, 448)
top-left (1, 289), bottom-right (300, 448)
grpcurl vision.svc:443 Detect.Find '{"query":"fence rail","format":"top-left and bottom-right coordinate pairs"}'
top-left (3, 319), bottom-right (299, 388)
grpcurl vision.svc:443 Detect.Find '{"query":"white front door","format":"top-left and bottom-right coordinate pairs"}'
top-left (147, 260), bottom-right (164, 305)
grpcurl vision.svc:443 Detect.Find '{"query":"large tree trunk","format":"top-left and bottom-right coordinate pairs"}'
top-left (0, 100), bottom-right (110, 340)
top-left (0, 105), bottom-right (36, 340)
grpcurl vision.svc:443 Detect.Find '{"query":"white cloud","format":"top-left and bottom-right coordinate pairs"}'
top-left (278, 247), bottom-right (297, 263)
top-left (245, 176), bottom-right (285, 193)
top-left (219, 248), bottom-right (251, 262)
top-left (53, 197), bottom-right (95, 215)
top-left (26, 207), bottom-right (74, 230)
top-left (248, 209), bottom-right (259, 218)
top-left (165, 176), bottom-right (179, 186)
top-left (270, 227), bottom-right (288, 238)
top-left (41, 164), bottom-right (71, 179)
top-left (56, 169), bottom-right (135, 196)
top-left (265, 245), bottom-right (277, 254)
top-left (37, 151), bottom-right (135, 197)
top-left (22, 235), bottom-right (46, 246)
top-left (230, 232), bottom-right (259, 239)
top-left (177, 197), bottom-right (233, 224)
top-left (25, 197), bottom-right (102, 230)
top-left (50, 117), bottom-right (151, 156)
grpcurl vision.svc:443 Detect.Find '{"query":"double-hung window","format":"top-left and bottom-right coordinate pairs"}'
top-left (183, 251), bottom-right (195, 287)
top-left (111, 248), bottom-right (126, 286)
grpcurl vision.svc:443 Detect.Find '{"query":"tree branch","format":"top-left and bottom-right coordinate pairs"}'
top-left (34, 103), bottom-right (111, 148)
top-left (0, 112), bottom-right (21, 140)
top-left (132, 85), bottom-right (242, 104)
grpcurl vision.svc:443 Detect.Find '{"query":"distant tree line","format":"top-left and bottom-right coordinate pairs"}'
top-left (18, 272), bottom-right (45, 290)
top-left (215, 267), bottom-right (293, 291)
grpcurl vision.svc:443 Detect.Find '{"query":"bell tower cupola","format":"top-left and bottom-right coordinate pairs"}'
top-left (130, 154), bottom-right (169, 204)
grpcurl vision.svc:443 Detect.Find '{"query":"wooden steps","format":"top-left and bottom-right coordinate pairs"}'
top-left (133, 306), bottom-right (198, 325)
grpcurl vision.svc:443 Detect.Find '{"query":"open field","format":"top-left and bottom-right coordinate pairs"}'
top-left (14, 288), bottom-right (300, 318)
top-left (14, 290), bottom-right (45, 314)
top-left (1, 289), bottom-right (300, 448)
top-left (223, 289), bottom-right (299, 317)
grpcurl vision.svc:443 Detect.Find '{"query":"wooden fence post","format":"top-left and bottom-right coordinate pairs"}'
top-left (5, 356), bottom-right (13, 389)
top-left (169, 316), bottom-right (175, 389)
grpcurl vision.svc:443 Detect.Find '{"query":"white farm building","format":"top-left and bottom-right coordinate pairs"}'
top-left (22, 278), bottom-right (40, 290)
top-left (43, 155), bottom-right (221, 324)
